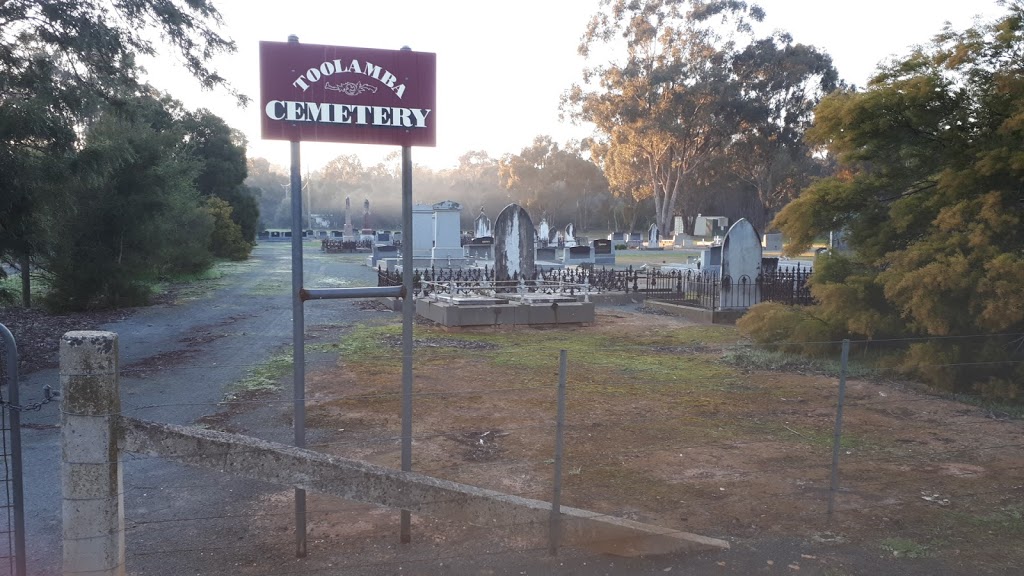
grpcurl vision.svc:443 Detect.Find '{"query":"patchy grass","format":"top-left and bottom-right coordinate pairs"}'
top-left (952, 505), bottom-right (1024, 535)
top-left (721, 346), bottom-right (884, 379)
top-left (226, 351), bottom-right (292, 400)
top-left (298, 312), bottom-right (1024, 574)
top-left (244, 277), bottom-right (289, 297)
top-left (880, 537), bottom-right (932, 559)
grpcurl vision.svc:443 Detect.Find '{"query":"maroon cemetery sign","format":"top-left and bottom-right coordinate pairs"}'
top-left (260, 41), bottom-right (436, 147)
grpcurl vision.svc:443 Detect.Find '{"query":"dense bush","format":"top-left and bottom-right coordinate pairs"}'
top-left (204, 197), bottom-right (252, 261)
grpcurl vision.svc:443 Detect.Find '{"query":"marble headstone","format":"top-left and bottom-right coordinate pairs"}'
top-left (720, 218), bottom-right (762, 309)
top-left (474, 207), bottom-right (491, 239)
top-left (494, 203), bottom-right (536, 281)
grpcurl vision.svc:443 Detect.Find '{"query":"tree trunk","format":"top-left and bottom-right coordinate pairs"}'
top-left (20, 251), bottom-right (30, 308)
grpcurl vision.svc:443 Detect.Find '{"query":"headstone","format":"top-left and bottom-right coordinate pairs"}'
top-left (474, 207), bottom-right (492, 240)
top-left (368, 243), bottom-right (399, 267)
top-left (431, 200), bottom-right (464, 259)
top-left (763, 232), bottom-right (783, 252)
top-left (535, 246), bottom-right (557, 262)
top-left (673, 216), bottom-right (685, 236)
top-left (627, 232), bottom-right (643, 249)
top-left (537, 218), bottom-right (550, 247)
top-left (699, 245), bottom-right (722, 270)
top-left (362, 198), bottom-right (371, 229)
top-left (647, 223), bottom-right (662, 250)
top-left (493, 203), bottom-right (536, 281)
top-left (720, 218), bottom-right (762, 309)
top-left (564, 223), bottom-right (577, 248)
top-left (344, 197), bottom-right (354, 239)
top-left (412, 204), bottom-right (434, 258)
top-left (829, 229), bottom-right (849, 252)
top-left (563, 245), bottom-right (594, 266)
top-left (593, 239), bottom-right (615, 265)
top-left (466, 236), bottom-right (494, 260)
top-left (694, 215), bottom-right (728, 238)
top-left (608, 232), bottom-right (627, 245)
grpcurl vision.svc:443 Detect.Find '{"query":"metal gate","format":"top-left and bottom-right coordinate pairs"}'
top-left (0, 324), bottom-right (26, 576)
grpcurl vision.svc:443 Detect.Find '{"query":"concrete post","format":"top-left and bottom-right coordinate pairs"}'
top-left (60, 331), bottom-right (125, 576)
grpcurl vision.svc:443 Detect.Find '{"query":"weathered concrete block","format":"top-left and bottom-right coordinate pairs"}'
top-left (61, 331), bottom-right (125, 576)
top-left (122, 418), bottom-right (729, 557)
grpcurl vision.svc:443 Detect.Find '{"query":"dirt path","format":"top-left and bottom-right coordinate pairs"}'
top-left (14, 243), bottom-right (380, 576)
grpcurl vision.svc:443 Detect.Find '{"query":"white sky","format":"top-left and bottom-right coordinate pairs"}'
top-left (147, 0), bottom-right (1007, 172)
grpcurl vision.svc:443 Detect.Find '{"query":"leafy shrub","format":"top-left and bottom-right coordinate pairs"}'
top-left (737, 302), bottom-right (843, 356)
top-left (204, 197), bottom-right (252, 260)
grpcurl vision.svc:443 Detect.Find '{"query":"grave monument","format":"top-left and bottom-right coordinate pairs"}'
top-left (719, 218), bottom-right (762, 309)
top-left (493, 203), bottom-right (536, 281)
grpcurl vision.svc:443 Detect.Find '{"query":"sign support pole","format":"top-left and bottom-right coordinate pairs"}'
top-left (287, 33), bottom-right (308, 559)
top-left (399, 52), bottom-right (415, 540)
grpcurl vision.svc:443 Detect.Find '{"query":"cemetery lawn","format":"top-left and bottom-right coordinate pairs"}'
top-left (301, 308), bottom-right (1024, 574)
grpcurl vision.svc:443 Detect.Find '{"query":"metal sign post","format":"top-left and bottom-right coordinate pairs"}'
top-left (286, 34), bottom-right (308, 559)
top-left (260, 36), bottom-right (434, 554)
top-left (399, 132), bottom-right (414, 542)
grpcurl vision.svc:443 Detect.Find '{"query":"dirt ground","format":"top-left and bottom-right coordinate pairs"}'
top-left (208, 307), bottom-right (1024, 575)
top-left (8, 262), bottom-right (1022, 576)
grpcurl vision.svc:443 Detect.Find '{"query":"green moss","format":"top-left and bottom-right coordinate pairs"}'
top-left (226, 351), bottom-right (292, 399)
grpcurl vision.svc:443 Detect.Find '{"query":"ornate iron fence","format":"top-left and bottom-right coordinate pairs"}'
top-left (377, 265), bottom-right (813, 309)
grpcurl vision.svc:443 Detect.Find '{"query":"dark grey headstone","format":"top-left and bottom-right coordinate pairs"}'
top-left (592, 239), bottom-right (612, 255)
top-left (493, 203), bottom-right (536, 280)
top-left (536, 247), bottom-right (557, 261)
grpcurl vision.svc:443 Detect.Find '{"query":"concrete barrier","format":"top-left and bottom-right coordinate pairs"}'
top-left (122, 418), bottom-right (728, 557)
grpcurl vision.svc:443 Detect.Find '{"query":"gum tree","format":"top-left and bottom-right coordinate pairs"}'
top-left (563, 0), bottom-right (765, 235)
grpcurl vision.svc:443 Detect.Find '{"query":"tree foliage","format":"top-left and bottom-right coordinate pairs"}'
top-left (563, 0), bottom-right (837, 235)
top-left (498, 136), bottom-right (610, 229)
top-left (768, 3), bottom-right (1024, 398)
top-left (1, 1), bottom-right (248, 310)
top-left (40, 94), bottom-right (209, 310)
top-left (254, 138), bottom-right (615, 233)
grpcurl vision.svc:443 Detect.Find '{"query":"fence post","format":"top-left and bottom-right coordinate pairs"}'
top-left (827, 339), bottom-right (850, 518)
top-left (549, 350), bottom-right (568, 556)
top-left (60, 331), bottom-right (125, 576)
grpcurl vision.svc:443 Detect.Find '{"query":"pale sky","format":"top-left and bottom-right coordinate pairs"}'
top-left (146, 0), bottom-right (1007, 172)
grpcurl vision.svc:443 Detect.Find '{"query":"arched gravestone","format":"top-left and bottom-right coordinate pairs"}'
top-left (720, 218), bottom-right (762, 309)
top-left (493, 203), bottom-right (536, 282)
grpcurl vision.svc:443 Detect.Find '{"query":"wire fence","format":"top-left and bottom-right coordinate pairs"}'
top-left (44, 326), bottom-right (1018, 575)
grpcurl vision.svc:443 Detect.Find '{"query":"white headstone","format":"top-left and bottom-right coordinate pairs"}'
top-left (537, 218), bottom-right (550, 246)
top-left (720, 218), bottom-right (762, 309)
top-left (763, 232), bottom-right (783, 252)
top-left (474, 207), bottom-right (491, 239)
top-left (648, 223), bottom-right (660, 246)
top-left (412, 204), bottom-right (434, 258)
top-left (432, 200), bottom-right (464, 259)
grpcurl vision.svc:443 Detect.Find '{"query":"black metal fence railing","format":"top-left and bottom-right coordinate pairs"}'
top-left (377, 266), bottom-right (814, 309)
